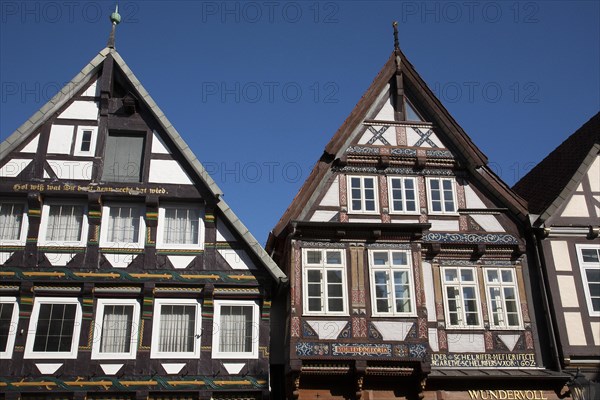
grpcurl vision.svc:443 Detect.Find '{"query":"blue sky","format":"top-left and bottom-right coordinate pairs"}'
top-left (1, 1), bottom-right (599, 244)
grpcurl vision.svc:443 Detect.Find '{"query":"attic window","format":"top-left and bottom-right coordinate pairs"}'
top-left (102, 132), bottom-right (145, 183)
top-left (73, 126), bottom-right (98, 157)
top-left (404, 98), bottom-right (423, 122)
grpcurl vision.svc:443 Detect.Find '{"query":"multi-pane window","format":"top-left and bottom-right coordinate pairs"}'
top-left (0, 202), bottom-right (27, 243)
top-left (577, 245), bottom-right (600, 315)
top-left (0, 297), bottom-right (19, 359)
top-left (388, 177), bottom-right (418, 214)
top-left (150, 299), bottom-right (201, 359)
top-left (157, 205), bottom-right (203, 249)
top-left (40, 203), bottom-right (87, 246)
top-left (348, 176), bottom-right (378, 213)
top-left (100, 204), bottom-right (145, 247)
top-left (212, 300), bottom-right (259, 359)
top-left (441, 267), bottom-right (482, 328)
top-left (369, 250), bottom-right (415, 316)
top-left (102, 132), bottom-right (145, 182)
top-left (25, 297), bottom-right (82, 359)
top-left (92, 299), bottom-right (140, 360)
top-left (484, 268), bottom-right (522, 329)
top-left (302, 249), bottom-right (347, 315)
top-left (427, 178), bottom-right (457, 214)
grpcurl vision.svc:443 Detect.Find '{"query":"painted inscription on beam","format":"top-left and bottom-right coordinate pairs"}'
top-left (431, 353), bottom-right (536, 368)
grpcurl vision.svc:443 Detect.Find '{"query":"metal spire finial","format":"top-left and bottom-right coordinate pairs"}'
top-left (107, 4), bottom-right (121, 49)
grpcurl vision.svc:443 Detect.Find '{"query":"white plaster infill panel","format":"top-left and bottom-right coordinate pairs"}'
top-left (216, 220), bottom-right (236, 242)
top-left (57, 100), bottom-right (99, 120)
top-left (0, 252), bottom-right (13, 265)
top-left (406, 126), bottom-right (443, 148)
top-left (557, 276), bottom-right (580, 307)
top-left (47, 125), bottom-right (74, 154)
top-left (48, 160), bottom-right (93, 180)
top-left (319, 176), bottom-right (340, 207)
top-left (464, 184), bottom-right (487, 208)
top-left (36, 363), bottom-right (62, 374)
top-left (422, 261), bottom-right (436, 322)
top-left (310, 210), bottom-right (338, 222)
top-left (161, 363), bottom-right (186, 374)
top-left (167, 255), bottom-right (195, 269)
top-left (20, 134), bottom-right (40, 153)
top-left (498, 334), bottom-right (521, 351)
top-left (471, 214), bottom-right (505, 232)
top-left (561, 195), bottom-right (589, 217)
top-left (429, 219), bottom-right (460, 232)
top-left (0, 158), bottom-right (31, 177)
top-left (218, 249), bottom-right (256, 270)
top-left (358, 125), bottom-right (396, 146)
top-left (102, 253), bottom-right (135, 269)
top-left (564, 312), bottom-right (587, 346)
top-left (372, 89), bottom-right (395, 121)
top-left (149, 159), bottom-right (193, 185)
top-left (45, 253), bottom-right (76, 267)
top-left (82, 79), bottom-right (99, 97)
top-left (372, 321), bottom-right (414, 341)
top-left (151, 131), bottom-right (171, 154)
top-left (222, 363), bottom-right (245, 374)
top-left (591, 322), bottom-right (600, 346)
top-left (429, 328), bottom-right (439, 352)
top-left (550, 241), bottom-right (572, 271)
top-left (100, 364), bottom-right (124, 375)
top-left (588, 156), bottom-right (600, 191)
top-left (447, 333), bottom-right (485, 353)
top-left (306, 320), bottom-right (347, 340)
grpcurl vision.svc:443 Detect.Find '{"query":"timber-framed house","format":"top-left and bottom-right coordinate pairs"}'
top-left (514, 112), bottom-right (600, 386)
top-left (266, 25), bottom-right (569, 399)
top-left (0, 13), bottom-right (287, 400)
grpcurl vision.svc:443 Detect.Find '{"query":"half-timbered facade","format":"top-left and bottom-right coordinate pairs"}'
top-left (0, 19), bottom-right (286, 400)
top-left (266, 27), bottom-right (568, 399)
top-left (514, 112), bottom-right (600, 384)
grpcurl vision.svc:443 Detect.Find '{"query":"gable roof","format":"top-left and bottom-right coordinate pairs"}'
top-left (270, 49), bottom-right (528, 239)
top-left (0, 46), bottom-right (287, 284)
top-left (513, 112), bottom-right (600, 220)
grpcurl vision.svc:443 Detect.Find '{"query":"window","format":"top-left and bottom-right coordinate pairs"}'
top-left (369, 250), bottom-right (415, 316)
top-left (576, 244), bottom-right (600, 316)
top-left (100, 204), bottom-right (145, 248)
top-left (348, 176), bottom-right (379, 213)
top-left (24, 297), bottom-right (82, 359)
top-left (484, 268), bottom-right (522, 329)
top-left (157, 205), bottom-right (204, 249)
top-left (73, 126), bottom-right (98, 157)
top-left (102, 132), bottom-right (145, 182)
top-left (302, 249), bottom-right (347, 315)
top-left (0, 297), bottom-right (19, 359)
top-left (91, 299), bottom-right (140, 360)
top-left (39, 202), bottom-right (88, 246)
top-left (212, 300), bottom-right (259, 359)
top-left (441, 267), bottom-right (482, 328)
top-left (0, 201), bottom-right (28, 244)
top-left (427, 177), bottom-right (457, 214)
top-left (388, 177), bottom-right (419, 214)
top-left (150, 299), bottom-right (201, 359)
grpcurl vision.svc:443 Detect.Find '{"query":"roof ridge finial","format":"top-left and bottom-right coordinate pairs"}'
top-left (107, 4), bottom-right (121, 49)
top-left (392, 21), bottom-right (400, 52)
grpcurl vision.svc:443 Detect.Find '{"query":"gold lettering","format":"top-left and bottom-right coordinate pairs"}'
top-left (468, 390), bottom-right (480, 399)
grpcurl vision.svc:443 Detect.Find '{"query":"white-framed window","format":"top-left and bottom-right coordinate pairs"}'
top-left (212, 300), bottom-right (259, 359)
top-left (156, 204), bottom-right (204, 250)
top-left (484, 268), bottom-right (523, 329)
top-left (0, 297), bottom-right (19, 359)
top-left (576, 244), bottom-right (600, 316)
top-left (369, 250), bottom-right (416, 317)
top-left (0, 200), bottom-right (28, 245)
top-left (388, 177), bottom-right (419, 214)
top-left (427, 177), bottom-right (457, 214)
top-left (302, 248), bottom-right (348, 316)
top-left (150, 298), bottom-right (202, 359)
top-left (91, 299), bottom-right (140, 360)
top-left (38, 201), bottom-right (88, 247)
top-left (348, 176), bottom-right (379, 214)
top-left (73, 126), bottom-right (98, 157)
top-left (24, 297), bottom-right (82, 359)
top-left (441, 267), bottom-right (483, 329)
top-left (99, 204), bottom-right (146, 248)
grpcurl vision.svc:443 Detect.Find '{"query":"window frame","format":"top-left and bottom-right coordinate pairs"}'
top-left (483, 267), bottom-right (524, 330)
top-left (576, 244), bottom-right (600, 316)
top-left (38, 201), bottom-right (89, 247)
top-left (0, 297), bottom-right (19, 359)
top-left (441, 266), bottom-right (484, 329)
top-left (0, 200), bottom-right (29, 245)
top-left (150, 298), bottom-right (202, 359)
top-left (212, 299), bottom-right (260, 359)
top-left (24, 297), bottom-right (82, 359)
top-left (302, 248), bottom-right (348, 316)
top-left (99, 203), bottom-right (146, 249)
top-left (387, 176), bottom-right (420, 215)
top-left (368, 249), bottom-right (416, 317)
top-left (347, 175), bottom-right (379, 214)
top-left (73, 126), bottom-right (98, 157)
top-left (426, 177), bottom-right (458, 215)
top-left (156, 204), bottom-right (204, 250)
top-left (91, 298), bottom-right (140, 360)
